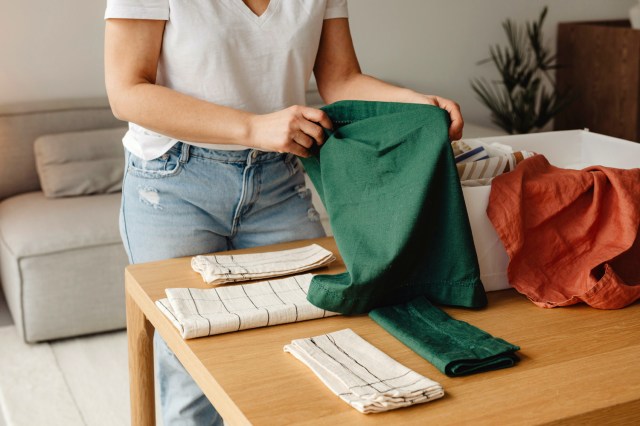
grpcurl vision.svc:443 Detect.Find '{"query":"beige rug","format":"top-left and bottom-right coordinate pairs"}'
top-left (0, 326), bottom-right (161, 426)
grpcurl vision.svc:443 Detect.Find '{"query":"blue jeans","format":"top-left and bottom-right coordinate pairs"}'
top-left (120, 143), bottom-right (326, 425)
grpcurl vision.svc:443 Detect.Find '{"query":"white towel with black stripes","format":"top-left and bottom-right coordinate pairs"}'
top-left (191, 244), bottom-right (336, 285)
top-left (156, 274), bottom-right (339, 339)
top-left (284, 328), bottom-right (444, 414)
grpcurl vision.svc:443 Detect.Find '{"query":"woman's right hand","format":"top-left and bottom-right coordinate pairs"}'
top-left (248, 105), bottom-right (333, 158)
top-left (106, 20), bottom-right (332, 151)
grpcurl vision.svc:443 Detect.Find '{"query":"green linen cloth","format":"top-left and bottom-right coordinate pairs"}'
top-left (301, 100), bottom-right (487, 314)
top-left (370, 296), bottom-right (520, 376)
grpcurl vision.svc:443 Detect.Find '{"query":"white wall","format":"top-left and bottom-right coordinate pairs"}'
top-left (348, 0), bottom-right (635, 128)
top-left (1, 0), bottom-right (635, 128)
top-left (0, 1), bottom-right (106, 106)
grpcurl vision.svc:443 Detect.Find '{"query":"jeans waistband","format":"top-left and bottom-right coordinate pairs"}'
top-left (168, 142), bottom-right (289, 165)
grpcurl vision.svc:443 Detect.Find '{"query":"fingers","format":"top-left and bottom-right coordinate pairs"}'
top-left (298, 118), bottom-right (325, 147)
top-left (435, 96), bottom-right (464, 141)
top-left (287, 142), bottom-right (311, 158)
top-left (292, 130), bottom-right (314, 149)
top-left (301, 107), bottom-right (333, 131)
top-left (287, 106), bottom-right (332, 157)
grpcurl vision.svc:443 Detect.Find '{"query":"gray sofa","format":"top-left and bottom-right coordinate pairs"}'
top-left (0, 98), bottom-right (129, 342)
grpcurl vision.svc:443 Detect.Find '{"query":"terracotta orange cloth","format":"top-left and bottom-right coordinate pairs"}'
top-left (487, 154), bottom-right (640, 309)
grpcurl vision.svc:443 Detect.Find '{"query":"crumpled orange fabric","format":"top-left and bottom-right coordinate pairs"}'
top-left (487, 154), bottom-right (640, 309)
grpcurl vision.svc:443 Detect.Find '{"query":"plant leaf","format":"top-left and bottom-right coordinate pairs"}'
top-left (470, 5), bottom-right (574, 134)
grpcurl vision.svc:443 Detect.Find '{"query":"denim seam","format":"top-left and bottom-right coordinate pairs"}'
top-left (188, 152), bottom-right (286, 165)
top-left (230, 160), bottom-right (252, 238)
top-left (247, 164), bottom-right (263, 214)
top-left (126, 146), bottom-right (184, 179)
top-left (187, 154), bottom-right (246, 164)
top-left (121, 162), bottom-right (135, 264)
top-left (126, 164), bottom-right (183, 179)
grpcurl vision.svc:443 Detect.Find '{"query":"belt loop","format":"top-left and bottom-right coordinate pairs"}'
top-left (248, 149), bottom-right (259, 165)
top-left (179, 142), bottom-right (190, 164)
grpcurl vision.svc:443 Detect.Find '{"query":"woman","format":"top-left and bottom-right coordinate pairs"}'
top-left (104, 0), bottom-right (463, 424)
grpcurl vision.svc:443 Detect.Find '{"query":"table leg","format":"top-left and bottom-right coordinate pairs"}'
top-left (126, 290), bottom-right (156, 426)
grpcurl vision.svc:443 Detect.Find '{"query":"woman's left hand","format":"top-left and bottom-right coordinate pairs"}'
top-left (414, 94), bottom-right (464, 141)
top-left (314, 18), bottom-right (464, 141)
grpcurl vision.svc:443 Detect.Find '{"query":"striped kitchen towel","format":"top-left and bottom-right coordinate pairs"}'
top-left (451, 140), bottom-right (490, 163)
top-left (457, 151), bottom-right (537, 186)
top-left (191, 244), bottom-right (336, 285)
top-left (451, 138), bottom-right (537, 186)
top-left (284, 328), bottom-right (444, 414)
top-left (157, 274), bottom-right (339, 339)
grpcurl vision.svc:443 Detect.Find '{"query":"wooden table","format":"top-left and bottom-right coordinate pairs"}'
top-left (125, 237), bottom-right (640, 425)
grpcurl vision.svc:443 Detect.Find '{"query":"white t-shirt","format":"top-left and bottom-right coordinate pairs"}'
top-left (105, 0), bottom-right (349, 160)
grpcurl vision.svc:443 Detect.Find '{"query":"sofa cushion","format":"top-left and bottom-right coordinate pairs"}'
top-left (34, 127), bottom-right (127, 198)
top-left (0, 191), bottom-right (122, 257)
top-left (0, 98), bottom-right (123, 202)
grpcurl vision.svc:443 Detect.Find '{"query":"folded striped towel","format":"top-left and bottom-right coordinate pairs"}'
top-left (451, 140), bottom-right (490, 163)
top-left (451, 138), bottom-right (537, 186)
top-left (457, 151), bottom-right (537, 186)
top-left (157, 274), bottom-right (339, 339)
top-left (284, 328), bottom-right (444, 414)
top-left (191, 244), bottom-right (336, 285)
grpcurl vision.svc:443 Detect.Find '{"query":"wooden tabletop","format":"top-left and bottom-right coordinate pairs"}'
top-left (125, 237), bottom-right (640, 425)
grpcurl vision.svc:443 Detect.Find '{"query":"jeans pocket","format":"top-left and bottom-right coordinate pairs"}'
top-left (127, 148), bottom-right (182, 179)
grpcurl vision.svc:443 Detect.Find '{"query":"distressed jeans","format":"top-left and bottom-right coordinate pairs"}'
top-left (120, 142), bottom-right (325, 425)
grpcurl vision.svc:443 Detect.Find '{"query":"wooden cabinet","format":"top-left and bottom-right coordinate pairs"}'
top-left (555, 20), bottom-right (640, 142)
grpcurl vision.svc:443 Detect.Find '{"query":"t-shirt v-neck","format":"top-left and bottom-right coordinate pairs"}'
top-left (231, 0), bottom-right (279, 24)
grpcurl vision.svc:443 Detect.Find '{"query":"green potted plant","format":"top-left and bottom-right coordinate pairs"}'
top-left (471, 7), bottom-right (572, 134)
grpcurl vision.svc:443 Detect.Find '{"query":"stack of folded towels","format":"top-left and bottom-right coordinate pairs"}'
top-left (157, 244), bottom-right (445, 414)
top-left (452, 138), bottom-right (536, 186)
top-left (157, 244), bottom-right (337, 339)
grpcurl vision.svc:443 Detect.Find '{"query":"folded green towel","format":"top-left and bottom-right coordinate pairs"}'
top-left (370, 296), bottom-right (520, 376)
top-left (301, 100), bottom-right (487, 314)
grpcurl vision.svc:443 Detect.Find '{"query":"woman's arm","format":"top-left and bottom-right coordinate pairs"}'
top-left (313, 18), bottom-right (464, 141)
top-left (104, 19), bottom-right (331, 157)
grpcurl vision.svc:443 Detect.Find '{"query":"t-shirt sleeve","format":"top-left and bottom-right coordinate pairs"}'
top-left (104, 0), bottom-right (169, 20)
top-left (324, 0), bottom-right (348, 20)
